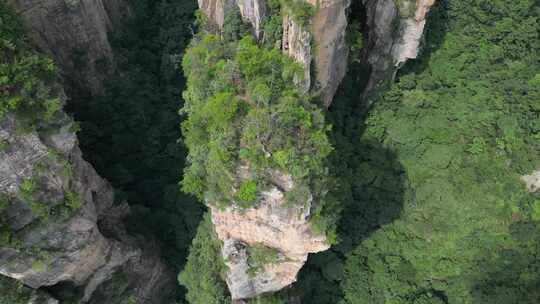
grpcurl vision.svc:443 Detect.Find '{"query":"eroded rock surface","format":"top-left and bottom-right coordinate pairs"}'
top-left (0, 110), bottom-right (174, 303)
top-left (7, 0), bottom-right (129, 95)
top-left (361, 0), bottom-right (435, 103)
top-left (211, 173), bottom-right (328, 299)
top-left (522, 170), bottom-right (540, 192)
top-left (198, 0), bottom-right (350, 105)
top-left (309, 0), bottom-right (350, 106)
top-left (282, 14), bottom-right (312, 92)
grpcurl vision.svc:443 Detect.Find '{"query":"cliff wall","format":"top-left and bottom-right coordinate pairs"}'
top-left (1, 1), bottom-right (174, 303)
top-left (362, 0), bottom-right (436, 103)
top-left (6, 0), bottom-right (130, 96)
top-left (0, 109), bottom-right (174, 303)
top-left (210, 172), bottom-right (328, 299)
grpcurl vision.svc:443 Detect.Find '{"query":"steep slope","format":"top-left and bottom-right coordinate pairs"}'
top-left (361, 0), bottom-right (436, 103)
top-left (180, 0), bottom-right (437, 301)
top-left (0, 3), bottom-right (175, 303)
top-left (179, 32), bottom-right (336, 300)
top-left (6, 0), bottom-right (129, 96)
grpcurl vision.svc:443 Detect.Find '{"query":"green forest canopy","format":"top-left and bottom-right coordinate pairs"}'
top-left (180, 0), bottom-right (540, 303)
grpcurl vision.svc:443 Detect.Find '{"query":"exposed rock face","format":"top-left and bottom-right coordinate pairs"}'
top-left (522, 170), bottom-right (540, 192)
top-left (280, 0), bottom-right (351, 104)
top-left (236, 0), bottom-right (266, 39)
top-left (309, 0), bottom-right (350, 106)
top-left (282, 14), bottom-right (312, 92)
top-left (198, 0), bottom-right (266, 38)
top-left (361, 0), bottom-right (436, 103)
top-left (6, 0), bottom-right (129, 95)
top-left (198, 0), bottom-right (350, 106)
top-left (392, 0), bottom-right (436, 65)
top-left (198, 0), bottom-right (230, 28)
top-left (0, 110), bottom-right (173, 303)
top-left (210, 172), bottom-right (328, 299)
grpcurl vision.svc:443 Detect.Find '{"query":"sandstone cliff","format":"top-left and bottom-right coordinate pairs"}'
top-left (193, 0), bottom-right (437, 300)
top-left (6, 0), bottom-right (129, 96)
top-left (0, 106), bottom-right (174, 303)
top-left (1, 1), bottom-right (175, 302)
top-left (198, 0), bottom-right (350, 106)
top-left (281, 13), bottom-right (312, 92)
top-left (210, 172), bottom-right (328, 299)
top-left (361, 0), bottom-right (436, 103)
top-left (308, 0), bottom-right (350, 106)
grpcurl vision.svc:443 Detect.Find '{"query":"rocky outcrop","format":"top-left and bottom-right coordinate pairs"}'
top-left (361, 0), bottom-right (436, 103)
top-left (522, 170), bottom-right (540, 192)
top-left (196, 0), bottom-right (349, 299)
top-left (198, 0), bottom-right (266, 39)
top-left (236, 0), bottom-right (266, 39)
top-left (198, 0), bottom-right (350, 106)
top-left (6, 0), bottom-right (129, 95)
top-left (198, 0), bottom-right (230, 29)
top-left (210, 172), bottom-right (328, 299)
top-left (282, 14), bottom-right (312, 92)
top-left (280, 0), bottom-right (351, 105)
top-left (392, 0), bottom-right (436, 65)
top-left (0, 107), bottom-right (174, 302)
top-left (309, 0), bottom-right (350, 106)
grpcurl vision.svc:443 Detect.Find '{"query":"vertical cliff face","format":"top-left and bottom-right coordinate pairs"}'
top-left (1, 1), bottom-right (175, 303)
top-left (210, 171), bottom-right (329, 299)
top-left (6, 0), bottom-right (129, 96)
top-left (279, 0), bottom-right (351, 105)
top-left (0, 108), bottom-right (174, 303)
top-left (236, 0), bottom-right (267, 39)
top-left (281, 14), bottom-right (312, 92)
top-left (361, 0), bottom-right (436, 103)
top-left (198, 0), bottom-right (350, 106)
top-left (309, 0), bottom-right (350, 106)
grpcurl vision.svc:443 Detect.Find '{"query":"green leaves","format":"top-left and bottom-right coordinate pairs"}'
top-left (466, 137), bottom-right (487, 155)
top-left (247, 243), bottom-right (280, 276)
top-left (181, 31), bottom-right (333, 220)
top-left (0, 3), bottom-right (62, 128)
top-left (340, 0), bottom-right (540, 303)
top-left (179, 215), bottom-right (230, 304)
top-left (236, 180), bottom-right (258, 204)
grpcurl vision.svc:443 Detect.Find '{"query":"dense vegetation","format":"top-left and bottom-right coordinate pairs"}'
top-left (0, 276), bottom-right (32, 304)
top-left (180, 12), bottom-right (338, 239)
top-left (0, 2), bottom-right (63, 130)
top-left (288, 1), bottom-right (540, 304)
top-left (339, 1), bottom-right (540, 303)
top-left (2, 0), bottom-right (539, 303)
top-left (178, 214), bottom-right (230, 304)
top-left (179, 0), bottom-right (540, 303)
top-left (68, 0), bottom-right (204, 293)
